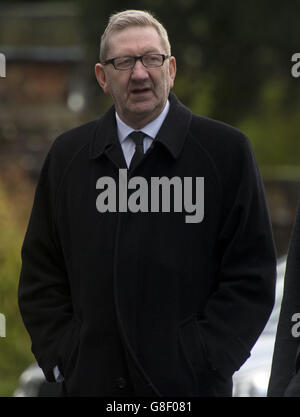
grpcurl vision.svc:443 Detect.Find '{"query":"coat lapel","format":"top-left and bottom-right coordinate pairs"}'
top-left (89, 106), bottom-right (127, 169)
top-left (155, 92), bottom-right (192, 160)
top-left (89, 92), bottom-right (192, 168)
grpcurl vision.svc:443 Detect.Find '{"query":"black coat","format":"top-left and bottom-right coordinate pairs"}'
top-left (19, 93), bottom-right (276, 397)
top-left (268, 200), bottom-right (300, 396)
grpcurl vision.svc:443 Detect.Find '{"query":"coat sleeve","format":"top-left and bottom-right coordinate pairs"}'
top-left (267, 200), bottom-right (300, 396)
top-left (18, 149), bottom-right (76, 382)
top-left (198, 134), bottom-right (277, 380)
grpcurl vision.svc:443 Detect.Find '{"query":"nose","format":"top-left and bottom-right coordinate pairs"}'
top-left (130, 59), bottom-right (149, 80)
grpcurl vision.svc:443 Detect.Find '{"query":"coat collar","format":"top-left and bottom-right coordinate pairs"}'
top-left (89, 92), bottom-right (192, 161)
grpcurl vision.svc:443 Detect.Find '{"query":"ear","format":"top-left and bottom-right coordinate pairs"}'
top-left (168, 56), bottom-right (177, 89)
top-left (95, 63), bottom-right (110, 94)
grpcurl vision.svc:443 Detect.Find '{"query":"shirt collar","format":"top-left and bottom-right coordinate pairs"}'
top-left (115, 99), bottom-right (170, 144)
top-left (89, 93), bottom-right (192, 161)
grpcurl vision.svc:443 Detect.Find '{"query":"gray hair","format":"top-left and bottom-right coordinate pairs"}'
top-left (100, 10), bottom-right (171, 62)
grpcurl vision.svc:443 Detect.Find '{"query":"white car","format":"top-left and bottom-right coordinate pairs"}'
top-left (232, 257), bottom-right (286, 397)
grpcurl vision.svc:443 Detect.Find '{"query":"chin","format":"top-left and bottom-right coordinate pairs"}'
top-left (129, 102), bottom-right (155, 116)
top-left (123, 100), bottom-right (164, 126)
top-left (135, 97), bottom-right (163, 112)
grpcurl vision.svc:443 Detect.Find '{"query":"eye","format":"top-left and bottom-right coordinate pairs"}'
top-left (143, 54), bottom-right (162, 66)
top-left (114, 57), bottom-right (134, 69)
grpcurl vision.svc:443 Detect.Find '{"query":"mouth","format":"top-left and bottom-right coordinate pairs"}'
top-left (130, 87), bottom-right (152, 96)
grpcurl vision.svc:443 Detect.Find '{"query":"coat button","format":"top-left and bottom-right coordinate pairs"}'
top-left (116, 377), bottom-right (127, 389)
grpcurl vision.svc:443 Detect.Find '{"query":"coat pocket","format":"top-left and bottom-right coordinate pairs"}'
top-left (178, 316), bottom-right (213, 396)
top-left (58, 317), bottom-right (82, 381)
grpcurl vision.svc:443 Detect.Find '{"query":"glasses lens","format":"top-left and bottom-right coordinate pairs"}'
top-left (114, 57), bottom-right (135, 69)
top-left (143, 54), bottom-right (164, 68)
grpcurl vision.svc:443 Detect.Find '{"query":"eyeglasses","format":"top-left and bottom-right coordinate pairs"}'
top-left (103, 54), bottom-right (170, 70)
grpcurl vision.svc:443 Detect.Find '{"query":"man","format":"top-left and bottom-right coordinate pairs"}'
top-left (268, 201), bottom-right (300, 396)
top-left (19, 9), bottom-right (276, 397)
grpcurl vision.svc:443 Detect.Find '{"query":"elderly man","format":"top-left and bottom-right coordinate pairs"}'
top-left (19, 10), bottom-right (276, 397)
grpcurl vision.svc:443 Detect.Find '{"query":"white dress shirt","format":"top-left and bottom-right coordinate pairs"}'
top-left (115, 99), bottom-right (170, 167)
top-left (53, 100), bottom-right (170, 382)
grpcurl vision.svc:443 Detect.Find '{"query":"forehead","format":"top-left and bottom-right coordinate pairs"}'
top-left (107, 25), bottom-right (163, 57)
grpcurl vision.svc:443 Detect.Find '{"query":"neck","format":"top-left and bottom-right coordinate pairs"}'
top-left (117, 113), bottom-right (160, 130)
top-left (116, 102), bottom-right (168, 130)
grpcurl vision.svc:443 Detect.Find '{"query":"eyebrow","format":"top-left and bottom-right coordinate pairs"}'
top-left (143, 49), bottom-right (161, 54)
top-left (114, 48), bottom-right (161, 57)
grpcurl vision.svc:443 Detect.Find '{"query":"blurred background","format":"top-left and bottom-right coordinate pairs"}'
top-left (1, 0), bottom-right (300, 396)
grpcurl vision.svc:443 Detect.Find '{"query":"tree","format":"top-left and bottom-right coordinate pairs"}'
top-left (78, 0), bottom-right (300, 126)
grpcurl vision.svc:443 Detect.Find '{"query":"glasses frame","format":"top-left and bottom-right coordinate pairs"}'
top-left (103, 53), bottom-right (170, 70)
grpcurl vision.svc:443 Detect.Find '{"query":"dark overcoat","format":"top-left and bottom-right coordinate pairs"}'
top-left (268, 200), bottom-right (300, 396)
top-left (19, 93), bottom-right (276, 397)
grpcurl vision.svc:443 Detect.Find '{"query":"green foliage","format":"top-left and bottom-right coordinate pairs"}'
top-left (0, 182), bottom-right (35, 396)
top-left (78, 0), bottom-right (300, 167)
top-left (237, 77), bottom-right (300, 167)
